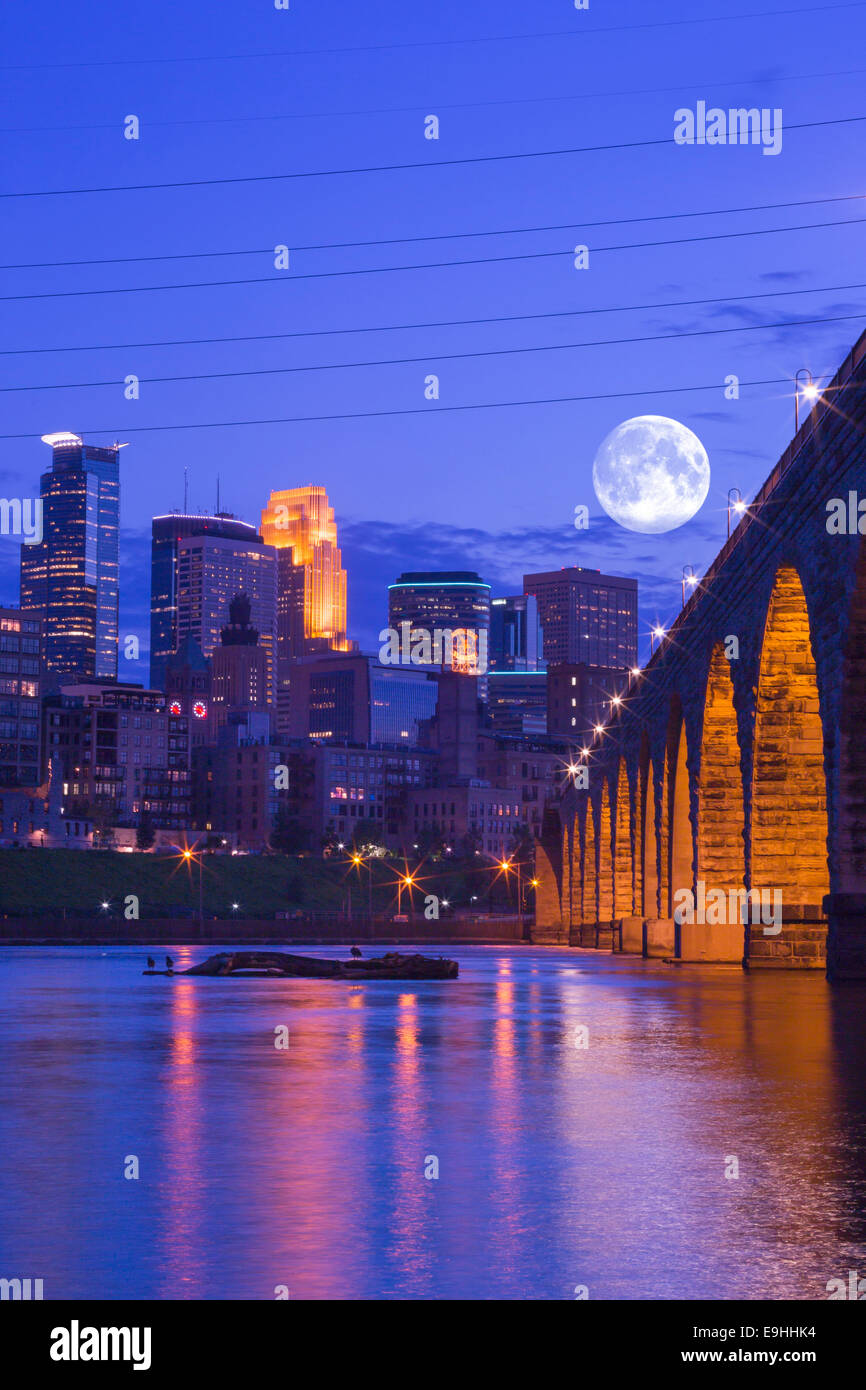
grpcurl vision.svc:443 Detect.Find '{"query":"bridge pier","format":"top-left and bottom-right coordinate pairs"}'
top-left (644, 918), bottom-right (675, 958)
top-left (675, 920), bottom-right (744, 963)
top-left (745, 907), bottom-right (827, 970)
top-left (825, 894), bottom-right (866, 980)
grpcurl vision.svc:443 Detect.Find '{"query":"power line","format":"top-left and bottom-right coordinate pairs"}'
top-left (2, 192), bottom-right (862, 271)
top-left (3, 114), bottom-right (865, 201)
top-left (4, 279), bottom-right (865, 359)
top-left (3, 62), bottom-right (865, 136)
top-left (2, 2), bottom-right (862, 70)
top-left (0, 375), bottom-right (794, 442)
top-left (3, 215), bottom-right (864, 304)
top-left (3, 310), bottom-right (862, 396)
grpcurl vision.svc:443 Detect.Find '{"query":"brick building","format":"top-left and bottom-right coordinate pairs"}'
top-left (43, 681), bottom-right (191, 831)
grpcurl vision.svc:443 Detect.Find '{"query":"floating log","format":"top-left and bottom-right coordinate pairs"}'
top-left (177, 950), bottom-right (458, 981)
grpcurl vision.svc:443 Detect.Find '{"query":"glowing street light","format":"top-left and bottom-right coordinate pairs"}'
top-left (180, 847), bottom-right (203, 922)
top-left (630, 666), bottom-right (641, 679)
top-left (350, 851), bottom-right (373, 916)
top-left (681, 565), bottom-right (698, 606)
top-left (397, 873), bottom-right (415, 916)
top-left (651, 625), bottom-right (666, 653)
top-left (795, 368), bottom-right (820, 430)
top-left (727, 487), bottom-right (746, 537)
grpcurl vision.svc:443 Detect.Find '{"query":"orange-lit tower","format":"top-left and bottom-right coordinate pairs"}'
top-left (260, 486), bottom-right (352, 729)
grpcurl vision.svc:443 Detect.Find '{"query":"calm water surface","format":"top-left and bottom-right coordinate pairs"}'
top-left (1, 943), bottom-right (865, 1300)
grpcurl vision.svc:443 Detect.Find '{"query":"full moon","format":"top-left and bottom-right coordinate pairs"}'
top-left (592, 415), bottom-right (710, 534)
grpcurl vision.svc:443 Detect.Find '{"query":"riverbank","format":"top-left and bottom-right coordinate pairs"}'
top-left (0, 915), bottom-right (525, 946)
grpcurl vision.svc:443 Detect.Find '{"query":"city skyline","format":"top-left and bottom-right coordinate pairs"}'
top-left (3, 438), bottom-right (656, 686)
top-left (4, 0), bottom-right (865, 683)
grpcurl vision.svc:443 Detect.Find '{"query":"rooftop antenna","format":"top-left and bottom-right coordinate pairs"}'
top-left (183, 466), bottom-right (189, 515)
top-left (216, 474), bottom-right (221, 515)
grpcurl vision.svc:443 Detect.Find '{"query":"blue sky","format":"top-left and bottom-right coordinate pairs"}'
top-left (1, 0), bottom-right (865, 680)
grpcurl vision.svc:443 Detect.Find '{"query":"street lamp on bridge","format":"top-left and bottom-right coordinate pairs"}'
top-left (682, 566), bottom-right (698, 606)
top-left (794, 368), bottom-right (820, 432)
top-left (727, 487), bottom-right (746, 538)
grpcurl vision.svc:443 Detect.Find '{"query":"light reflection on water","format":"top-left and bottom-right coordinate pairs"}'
top-left (1, 943), bottom-right (865, 1300)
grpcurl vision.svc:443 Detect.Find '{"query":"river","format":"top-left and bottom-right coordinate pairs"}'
top-left (1, 943), bottom-right (864, 1300)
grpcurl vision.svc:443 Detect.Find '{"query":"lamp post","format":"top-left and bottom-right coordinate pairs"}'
top-left (727, 487), bottom-right (745, 538)
top-left (681, 565), bottom-right (698, 607)
top-left (650, 625), bottom-right (665, 654)
top-left (794, 368), bottom-right (819, 432)
top-left (352, 852), bottom-right (373, 918)
top-left (398, 874), bottom-right (414, 916)
top-left (183, 848), bottom-right (203, 925)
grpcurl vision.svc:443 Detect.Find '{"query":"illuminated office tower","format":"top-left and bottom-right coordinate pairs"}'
top-left (174, 533), bottom-right (277, 705)
top-left (150, 511), bottom-right (262, 689)
top-left (388, 571), bottom-right (491, 697)
top-left (260, 486), bottom-right (352, 729)
top-left (20, 432), bottom-right (123, 679)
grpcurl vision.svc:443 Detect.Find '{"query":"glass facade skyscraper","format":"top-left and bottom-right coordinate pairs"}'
top-left (260, 486), bottom-right (352, 733)
top-left (489, 594), bottom-right (544, 671)
top-left (149, 512), bottom-right (263, 690)
top-left (20, 433), bottom-right (122, 680)
top-left (175, 533), bottom-right (277, 705)
top-left (387, 571), bottom-right (491, 696)
top-left (523, 567), bottom-right (638, 669)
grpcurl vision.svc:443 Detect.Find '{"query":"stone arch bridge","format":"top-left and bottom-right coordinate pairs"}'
top-left (533, 329), bottom-right (866, 981)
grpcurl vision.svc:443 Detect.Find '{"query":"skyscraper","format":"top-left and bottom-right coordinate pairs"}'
top-left (523, 567), bottom-right (638, 740)
top-left (175, 533), bottom-right (277, 704)
top-left (489, 594), bottom-right (544, 671)
top-left (20, 432), bottom-right (123, 679)
top-left (523, 567), bottom-right (637, 668)
top-left (149, 512), bottom-right (263, 689)
top-left (260, 486), bottom-right (352, 730)
top-left (387, 571), bottom-right (491, 689)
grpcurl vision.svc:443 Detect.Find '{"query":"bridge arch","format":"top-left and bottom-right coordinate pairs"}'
top-left (751, 564), bottom-right (829, 907)
top-left (582, 798), bottom-right (597, 927)
top-left (613, 757), bottom-right (634, 917)
top-left (562, 822), bottom-right (573, 933)
top-left (639, 732), bottom-right (660, 917)
top-left (664, 697), bottom-right (694, 917)
top-left (598, 778), bottom-right (614, 923)
top-left (837, 542), bottom-right (866, 892)
top-left (697, 642), bottom-right (746, 895)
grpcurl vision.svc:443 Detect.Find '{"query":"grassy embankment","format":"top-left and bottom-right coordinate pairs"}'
top-left (0, 849), bottom-right (515, 919)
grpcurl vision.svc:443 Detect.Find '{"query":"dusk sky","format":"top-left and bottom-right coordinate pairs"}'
top-left (2, 0), bottom-right (866, 681)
